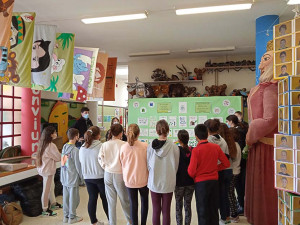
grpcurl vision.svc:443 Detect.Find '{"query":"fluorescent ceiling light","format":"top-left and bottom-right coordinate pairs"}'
top-left (82, 13), bottom-right (147, 24)
top-left (129, 50), bottom-right (170, 57)
top-left (176, 3), bottom-right (252, 15)
top-left (288, 0), bottom-right (300, 5)
top-left (188, 46), bottom-right (235, 53)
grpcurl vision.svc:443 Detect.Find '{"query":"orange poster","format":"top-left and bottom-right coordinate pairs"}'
top-left (0, 0), bottom-right (14, 47)
top-left (104, 57), bottom-right (117, 101)
top-left (89, 52), bottom-right (109, 99)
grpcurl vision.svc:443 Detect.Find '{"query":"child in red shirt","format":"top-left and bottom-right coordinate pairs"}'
top-left (188, 124), bottom-right (230, 225)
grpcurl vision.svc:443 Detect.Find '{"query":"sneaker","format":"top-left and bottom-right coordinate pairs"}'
top-left (41, 209), bottom-right (57, 216)
top-left (219, 219), bottom-right (226, 225)
top-left (68, 216), bottom-right (83, 224)
top-left (51, 202), bottom-right (63, 210)
top-left (231, 216), bottom-right (240, 223)
top-left (63, 217), bottom-right (69, 223)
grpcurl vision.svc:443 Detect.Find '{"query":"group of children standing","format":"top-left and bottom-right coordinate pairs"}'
top-left (36, 112), bottom-right (247, 225)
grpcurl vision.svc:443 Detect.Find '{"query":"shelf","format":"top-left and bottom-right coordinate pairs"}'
top-left (126, 80), bottom-right (203, 85)
top-left (204, 65), bottom-right (255, 70)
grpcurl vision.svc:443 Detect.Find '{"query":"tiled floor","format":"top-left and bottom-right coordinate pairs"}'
top-left (21, 187), bottom-right (250, 225)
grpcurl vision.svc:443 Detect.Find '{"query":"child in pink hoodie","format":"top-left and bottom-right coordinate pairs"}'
top-left (120, 124), bottom-right (148, 225)
top-left (36, 126), bottom-right (62, 216)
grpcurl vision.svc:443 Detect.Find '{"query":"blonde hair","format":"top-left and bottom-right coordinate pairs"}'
top-left (127, 124), bottom-right (140, 146)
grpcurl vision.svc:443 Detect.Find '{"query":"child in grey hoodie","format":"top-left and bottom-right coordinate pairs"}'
top-left (147, 120), bottom-right (180, 225)
top-left (61, 128), bottom-right (83, 224)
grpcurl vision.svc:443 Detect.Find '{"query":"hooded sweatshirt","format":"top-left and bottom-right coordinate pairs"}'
top-left (79, 140), bottom-right (104, 179)
top-left (98, 139), bottom-right (125, 174)
top-left (147, 139), bottom-right (180, 193)
top-left (120, 140), bottom-right (148, 188)
top-left (207, 134), bottom-right (232, 170)
top-left (176, 146), bottom-right (194, 187)
top-left (60, 143), bottom-right (83, 187)
top-left (37, 142), bottom-right (61, 176)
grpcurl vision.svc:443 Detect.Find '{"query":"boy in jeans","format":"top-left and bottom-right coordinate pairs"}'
top-left (61, 128), bottom-right (84, 224)
top-left (188, 124), bottom-right (230, 225)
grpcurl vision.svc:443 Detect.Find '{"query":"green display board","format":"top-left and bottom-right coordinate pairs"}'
top-left (128, 97), bottom-right (242, 147)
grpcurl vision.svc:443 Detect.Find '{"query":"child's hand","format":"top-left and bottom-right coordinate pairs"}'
top-left (242, 145), bottom-right (249, 160)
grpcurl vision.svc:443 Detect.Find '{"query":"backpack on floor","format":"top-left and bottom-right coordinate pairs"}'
top-left (3, 202), bottom-right (23, 225)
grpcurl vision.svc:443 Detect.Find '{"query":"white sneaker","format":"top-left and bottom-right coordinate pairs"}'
top-left (68, 216), bottom-right (83, 224)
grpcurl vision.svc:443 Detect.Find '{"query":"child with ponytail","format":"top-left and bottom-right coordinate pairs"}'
top-left (120, 124), bottom-right (149, 225)
top-left (147, 120), bottom-right (180, 225)
top-left (175, 130), bottom-right (195, 225)
top-left (36, 126), bottom-right (62, 216)
top-left (79, 126), bottom-right (109, 225)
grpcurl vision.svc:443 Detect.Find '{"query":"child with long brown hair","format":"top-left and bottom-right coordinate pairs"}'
top-left (147, 120), bottom-right (180, 225)
top-left (120, 124), bottom-right (149, 225)
top-left (204, 119), bottom-right (232, 225)
top-left (99, 124), bottom-right (131, 225)
top-left (79, 126), bottom-right (109, 225)
top-left (175, 130), bottom-right (194, 225)
top-left (36, 126), bottom-right (62, 216)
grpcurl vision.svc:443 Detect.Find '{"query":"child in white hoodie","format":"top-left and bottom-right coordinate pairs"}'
top-left (36, 126), bottom-right (62, 216)
top-left (99, 124), bottom-right (131, 225)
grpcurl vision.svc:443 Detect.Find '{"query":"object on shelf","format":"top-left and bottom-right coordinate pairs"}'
top-left (152, 85), bottom-right (161, 97)
top-left (229, 88), bottom-right (249, 107)
top-left (135, 79), bottom-right (146, 98)
top-left (183, 86), bottom-right (197, 97)
top-left (151, 68), bottom-right (170, 81)
top-left (169, 84), bottom-right (185, 97)
top-left (204, 60), bottom-right (256, 73)
top-left (194, 68), bottom-right (206, 81)
top-left (174, 65), bottom-right (192, 80)
top-left (160, 84), bottom-right (170, 97)
top-left (205, 84), bottom-right (227, 96)
top-left (0, 163), bottom-right (28, 171)
top-left (171, 74), bottom-right (180, 80)
top-left (127, 84), bottom-right (136, 99)
top-left (145, 84), bottom-right (156, 98)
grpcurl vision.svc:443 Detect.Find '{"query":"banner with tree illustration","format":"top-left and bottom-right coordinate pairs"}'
top-left (32, 33), bottom-right (74, 93)
top-left (1, 12), bottom-right (35, 86)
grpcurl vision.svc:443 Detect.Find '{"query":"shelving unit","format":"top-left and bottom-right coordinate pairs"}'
top-left (126, 80), bottom-right (203, 85)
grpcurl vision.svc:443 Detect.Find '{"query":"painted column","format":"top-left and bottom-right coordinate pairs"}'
top-left (256, 15), bottom-right (279, 84)
top-left (21, 88), bottom-right (41, 156)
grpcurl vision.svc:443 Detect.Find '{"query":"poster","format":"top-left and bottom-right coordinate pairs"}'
top-left (140, 128), bottom-right (148, 137)
top-left (149, 116), bottom-right (157, 128)
top-left (198, 115), bottom-right (208, 124)
top-left (157, 102), bottom-right (172, 113)
top-left (179, 116), bottom-right (187, 127)
top-left (189, 116), bottom-right (197, 127)
top-left (138, 117), bottom-right (148, 126)
top-left (195, 102), bottom-right (211, 113)
top-left (103, 57), bottom-right (117, 101)
top-left (31, 24), bottom-right (57, 87)
top-left (2, 12), bottom-right (35, 87)
top-left (149, 129), bottom-right (157, 137)
top-left (168, 116), bottom-right (177, 127)
top-left (159, 116), bottom-right (168, 121)
top-left (179, 102), bottom-right (187, 113)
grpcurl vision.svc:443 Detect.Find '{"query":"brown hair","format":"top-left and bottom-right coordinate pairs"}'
top-left (36, 126), bottom-right (56, 167)
top-left (219, 123), bottom-right (237, 159)
top-left (84, 126), bottom-right (100, 148)
top-left (108, 124), bottom-right (123, 140)
top-left (67, 128), bottom-right (79, 140)
top-left (229, 127), bottom-right (240, 142)
top-left (204, 119), bottom-right (220, 133)
top-left (156, 120), bottom-right (169, 137)
top-left (127, 124), bottom-right (140, 146)
top-left (178, 130), bottom-right (189, 154)
top-left (111, 117), bottom-right (120, 126)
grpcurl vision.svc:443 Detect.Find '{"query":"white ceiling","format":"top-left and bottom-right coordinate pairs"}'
top-left (14, 0), bottom-right (294, 63)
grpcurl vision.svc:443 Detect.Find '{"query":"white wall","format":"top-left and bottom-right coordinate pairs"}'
top-left (103, 78), bottom-right (128, 107)
top-left (128, 54), bottom-right (256, 95)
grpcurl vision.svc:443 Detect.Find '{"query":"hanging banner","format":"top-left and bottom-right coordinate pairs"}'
top-left (1, 12), bottom-right (35, 86)
top-left (31, 24), bottom-right (57, 87)
top-left (61, 47), bottom-right (93, 102)
top-left (33, 33), bottom-right (75, 93)
top-left (0, 0), bottom-right (14, 46)
top-left (21, 88), bottom-right (41, 156)
top-left (89, 52), bottom-right (109, 100)
top-left (104, 57), bottom-right (117, 101)
top-left (79, 47), bottom-right (98, 94)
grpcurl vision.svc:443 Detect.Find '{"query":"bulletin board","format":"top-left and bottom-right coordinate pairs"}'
top-left (128, 96), bottom-right (242, 147)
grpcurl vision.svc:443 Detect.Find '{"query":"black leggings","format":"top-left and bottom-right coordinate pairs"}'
top-left (126, 186), bottom-right (149, 225)
top-left (85, 178), bottom-right (109, 224)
